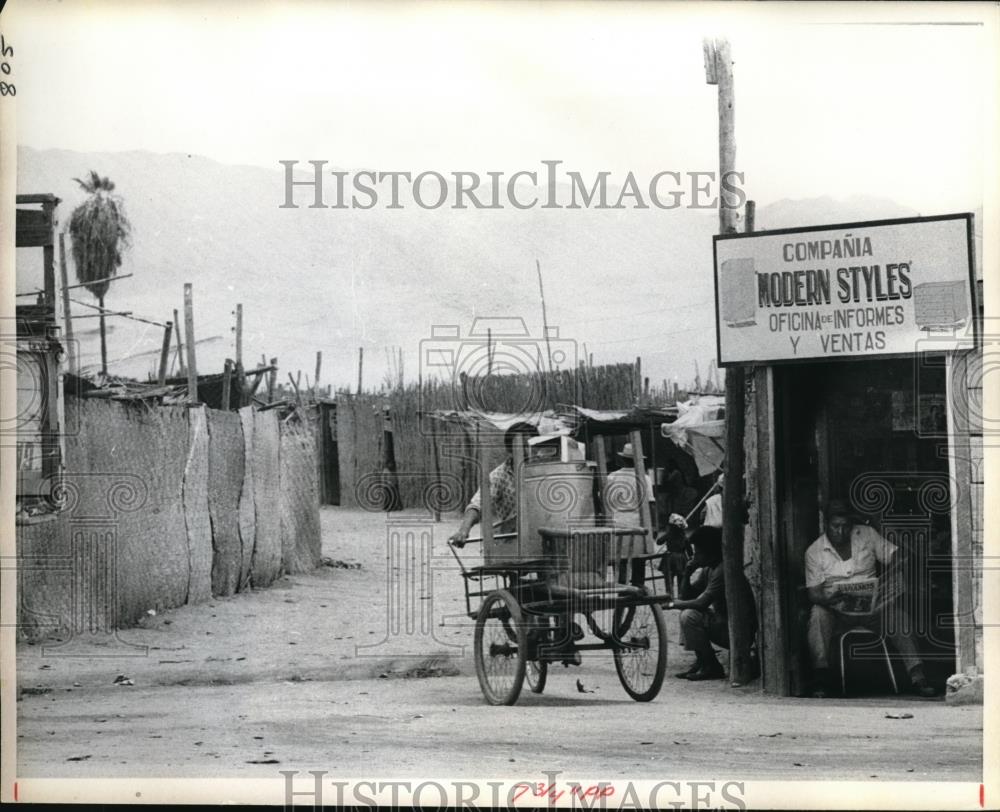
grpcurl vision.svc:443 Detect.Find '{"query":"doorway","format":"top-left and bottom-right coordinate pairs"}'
top-left (773, 357), bottom-right (956, 696)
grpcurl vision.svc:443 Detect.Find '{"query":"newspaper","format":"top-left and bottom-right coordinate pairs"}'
top-left (834, 577), bottom-right (879, 617)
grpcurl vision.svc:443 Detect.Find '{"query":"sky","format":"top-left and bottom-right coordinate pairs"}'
top-left (5, 0), bottom-right (997, 387)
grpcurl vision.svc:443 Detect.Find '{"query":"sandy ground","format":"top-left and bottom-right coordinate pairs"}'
top-left (15, 507), bottom-right (984, 784)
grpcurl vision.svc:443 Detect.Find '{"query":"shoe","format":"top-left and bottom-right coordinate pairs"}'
top-left (810, 687), bottom-right (829, 699)
top-left (675, 664), bottom-right (700, 679)
top-left (686, 667), bottom-right (725, 681)
top-left (912, 677), bottom-right (937, 698)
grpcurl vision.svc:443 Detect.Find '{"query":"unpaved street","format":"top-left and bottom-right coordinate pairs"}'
top-left (15, 508), bottom-right (983, 783)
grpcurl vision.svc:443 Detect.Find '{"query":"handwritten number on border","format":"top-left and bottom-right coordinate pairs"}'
top-left (1, 35), bottom-right (14, 97)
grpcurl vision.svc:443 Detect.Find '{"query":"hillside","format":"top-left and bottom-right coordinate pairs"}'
top-left (16, 147), bottom-right (932, 389)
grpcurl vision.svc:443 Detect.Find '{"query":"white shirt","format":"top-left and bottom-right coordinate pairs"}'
top-left (605, 467), bottom-right (654, 528)
top-left (804, 524), bottom-right (896, 589)
top-left (702, 494), bottom-right (723, 528)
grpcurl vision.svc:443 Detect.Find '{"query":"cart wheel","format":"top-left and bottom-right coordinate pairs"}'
top-left (613, 603), bottom-right (667, 702)
top-left (526, 659), bottom-right (548, 694)
top-left (474, 589), bottom-right (527, 705)
top-left (525, 615), bottom-right (552, 694)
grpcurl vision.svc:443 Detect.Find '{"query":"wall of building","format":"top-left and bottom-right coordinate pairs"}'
top-left (16, 398), bottom-right (321, 641)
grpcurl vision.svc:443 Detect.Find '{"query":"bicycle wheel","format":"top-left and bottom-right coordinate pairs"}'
top-left (613, 602), bottom-right (667, 702)
top-left (525, 615), bottom-right (550, 693)
top-left (525, 659), bottom-right (548, 693)
top-left (474, 589), bottom-right (527, 705)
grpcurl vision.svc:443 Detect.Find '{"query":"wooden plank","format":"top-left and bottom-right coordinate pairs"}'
top-left (173, 309), bottom-right (185, 375)
top-left (16, 193), bottom-right (60, 205)
top-left (184, 283), bottom-right (199, 403)
top-left (221, 359), bottom-right (233, 410)
top-left (157, 321), bottom-right (173, 386)
top-left (945, 352), bottom-right (977, 673)
top-left (478, 424), bottom-right (493, 550)
top-left (628, 429), bottom-right (652, 532)
top-left (235, 304), bottom-right (243, 365)
top-left (755, 366), bottom-right (788, 695)
top-left (268, 358), bottom-right (277, 402)
top-left (512, 433), bottom-right (526, 560)
top-left (431, 415), bottom-right (442, 522)
top-left (57, 233), bottom-right (76, 376)
top-left (723, 362), bottom-right (755, 686)
top-left (592, 436), bottom-right (609, 521)
top-left (15, 208), bottom-right (53, 247)
top-left (970, 435), bottom-right (984, 483)
top-left (43, 244), bottom-right (55, 309)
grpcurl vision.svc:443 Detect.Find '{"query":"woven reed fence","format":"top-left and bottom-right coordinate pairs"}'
top-left (335, 363), bottom-right (639, 511)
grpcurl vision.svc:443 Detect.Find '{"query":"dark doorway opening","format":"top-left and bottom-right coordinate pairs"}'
top-left (773, 357), bottom-right (956, 696)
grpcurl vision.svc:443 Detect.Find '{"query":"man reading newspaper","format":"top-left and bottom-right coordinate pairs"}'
top-left (804, 499), bottom-right (936, 699)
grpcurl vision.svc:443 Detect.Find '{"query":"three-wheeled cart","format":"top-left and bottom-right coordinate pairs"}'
top-left (449, 431), bottom-right (672, 705)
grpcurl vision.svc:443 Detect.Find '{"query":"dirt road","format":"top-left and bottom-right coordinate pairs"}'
top-left (15, 508), bottom-right (984, 784)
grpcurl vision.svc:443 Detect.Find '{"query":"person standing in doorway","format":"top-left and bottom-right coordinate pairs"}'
top-left (605, 442), bottom-right (656, 586)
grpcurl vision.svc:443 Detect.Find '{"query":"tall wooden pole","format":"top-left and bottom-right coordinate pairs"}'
top-left (357, 346), bottom-right (364, 395)
top-left (706, 37), bottom-right (754, 687)
top-left (97, 293), bottom-right (108, 375)
top-left (173, 308), bottom-right (185, 376)
top-left (221, 359), bottom-right (233, 410)
top-left (157, 320), bottom-right (173, 386)
top-left (536, 259), bottom-right (554, 378)
top-left (235, 303), bottom-right (243, 365)
top-left (57, 234), bottom-right (77, 376)
top-left (184, 283), bottom-right (199, 403)
top-left (314, 350), bottom-right (322, 393)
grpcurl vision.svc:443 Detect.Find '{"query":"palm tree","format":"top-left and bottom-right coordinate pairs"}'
top-left (67, 171), bottom-right (132, 375)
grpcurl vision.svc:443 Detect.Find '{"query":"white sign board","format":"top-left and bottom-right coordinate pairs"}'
top-left (713, 214), bottom-right (977, 365)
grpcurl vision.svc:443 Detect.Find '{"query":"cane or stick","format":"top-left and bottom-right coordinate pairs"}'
top-left (681, 474), bottom-right (723, 525)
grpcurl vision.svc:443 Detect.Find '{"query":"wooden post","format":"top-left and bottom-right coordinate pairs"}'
top-left (173, 309), bottom-right (185, 375)
top-left (592, 436), bottom-right (609, 521)
top-left (183, 283), bottom-right (199, 402)
top-left (235, 303), bottom-right (243, 365)
top-left (536, 259), bottom-right (554, 379)
top-left (430, 416), bottom-right (443, 522)
top-left (635, 356), bottom-right (642, 403)
top-left (42, 200), bottom-right (57, 310)
top-left (157, 320), bottom-right (173, 386)
top-left (221, 359), bottom-right (233, 410)
top-left (57, 233), bottom-right (77, 376)
top-left (512, 432), bottom-right (527, 559)
top-left (288, 371), bottom-right (302, 405)
top-left (628, 430), bottom-right (652, 533)
top-left (97, 293), bottom-right (109, 375)
top-left (708, 35), bottom-right (755, 688)
top-left (268, 357), bottom-right (277, 402)
top-left (357, 347), bottom-right (364, 394)
top-left (315, 350), bottom-right (322, 392)
top-left (381, 406), bottom-right (401, 511)
top-left (478, 423), bottom-right (493, 550)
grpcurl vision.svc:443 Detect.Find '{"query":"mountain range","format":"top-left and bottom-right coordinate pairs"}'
top-left (18, 146), bottom-right (963, 391)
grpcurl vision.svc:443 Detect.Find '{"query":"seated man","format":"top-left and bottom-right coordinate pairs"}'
top-left (669, 526), bottom-right (729, 681)
top-left (805, 498), bottom-right (936, 698)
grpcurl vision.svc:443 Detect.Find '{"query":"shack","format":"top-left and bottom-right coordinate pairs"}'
top-left (715, 213), bottom-right (983, 697)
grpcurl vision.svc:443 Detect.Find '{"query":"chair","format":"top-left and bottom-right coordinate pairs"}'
top-left (838, 628), bottom-right (899, 695)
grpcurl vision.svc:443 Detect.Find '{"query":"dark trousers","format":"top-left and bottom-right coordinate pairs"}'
top-left (680, 608), bottom-right (728, 657)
